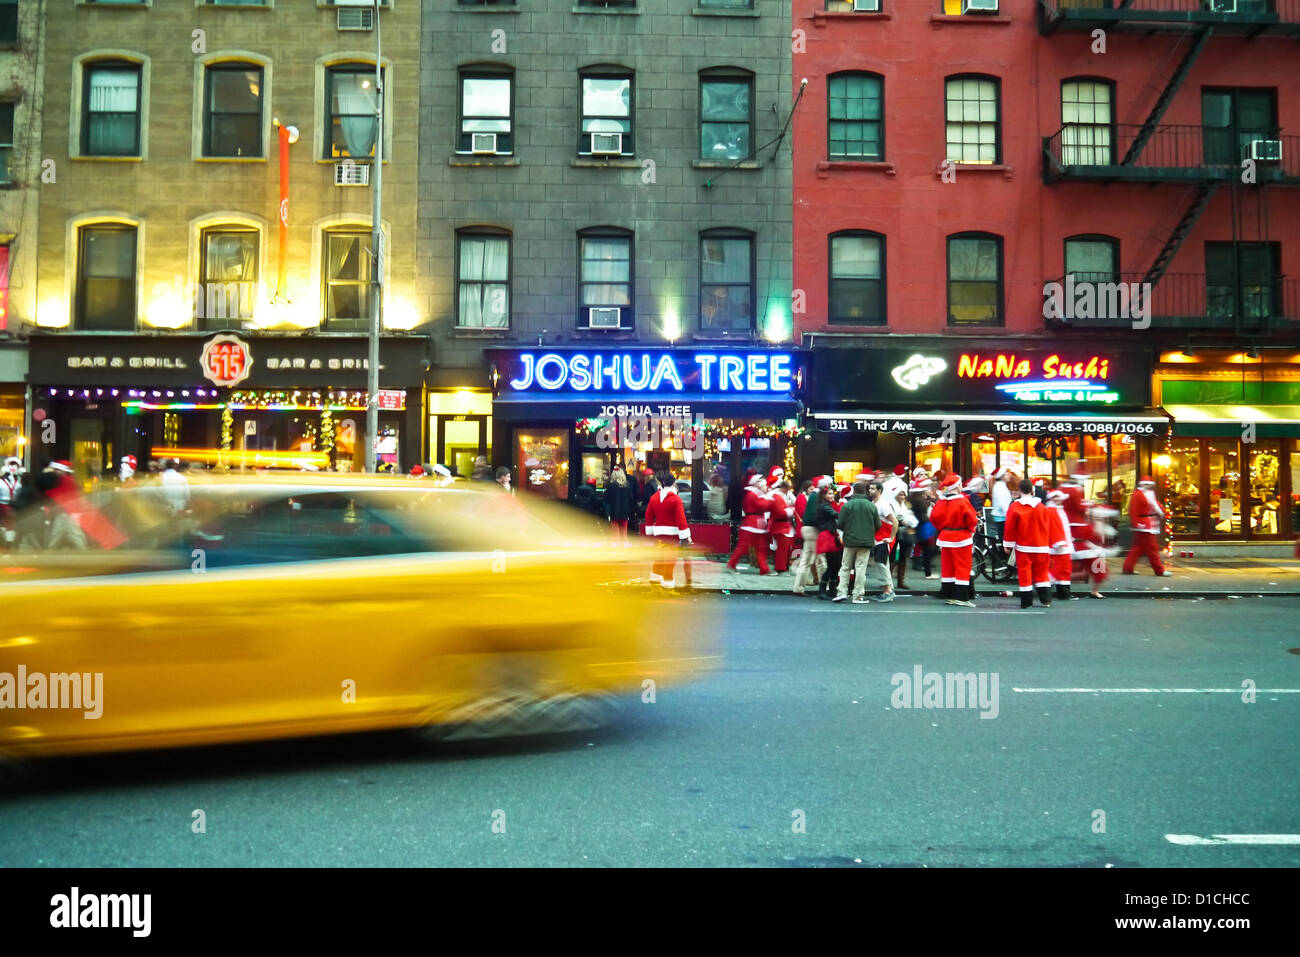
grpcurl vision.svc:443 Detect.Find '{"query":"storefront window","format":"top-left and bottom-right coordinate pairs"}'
top-left (1165, 439), bottom-right (1201, 537)
top-left (581, 451), bottom-right (607, 489)
top-left (834, 461), bottom-right (864, 485)
top-left (1292, 451), bottom-right (1300, 535)
top-left (1079, 436), bottom-right (1108, 500)
top-left (971, 435), bottom-right (997, 481)
top-left (1205, 440), bottom-right (1239, 534)
top-left (914, 441), bottom-right (952, 477)
top-left (997, 439), bottom-right (1025, 478)
top-left (444, 419), bottom-right (482, 478)
top-left (0, 389), bottom-right (23, 459)
top-left (516, 428), bottom-right (568, 499)
top-left (1247, 441), bottom-right (1282, 536)
top-left (1110, 434), bottom-right (1137, 518)
top-left (1027, 436), bottom-right (1055, 487)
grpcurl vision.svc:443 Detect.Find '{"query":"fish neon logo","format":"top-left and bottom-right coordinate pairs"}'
top-left (891, 354), bottom-right (946, 392)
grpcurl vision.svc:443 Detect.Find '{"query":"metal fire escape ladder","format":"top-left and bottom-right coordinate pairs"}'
top-left (1121, 27), bottom-right (1214, 167)
top-left (1144, 184), bottom-right (1219, 287)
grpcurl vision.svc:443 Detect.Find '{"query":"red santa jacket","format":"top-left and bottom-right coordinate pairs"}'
top-left (1003, 495), bottom-right (1052, 553)
top-left (1059, 483), bottom-right (1087, 533)
top-left (738, 487), bottom-right (771, 535)
top-left (768, 490), bottom-right (795, 537)
top-left (793, 492), bottom-right (808, 534)
top-left (1045, 502), bottom-right (1074, 556)
top-left (1129, 487), bottom-right (1164, 534)
top-left (930, 494), bottom-right (978, 549)
top-left (642, 486), bottom-right (690, 542)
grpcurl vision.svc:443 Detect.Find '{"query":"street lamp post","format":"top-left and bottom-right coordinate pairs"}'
top-left (366, 0), bottom-right (384, 472)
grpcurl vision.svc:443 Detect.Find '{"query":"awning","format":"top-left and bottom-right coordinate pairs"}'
top-left (493, 394), bottom-right (801, 422)
top-left (810, 408), bottom-right (1170, 438)
top-left (1164, 404), bottom-right (1300, 439)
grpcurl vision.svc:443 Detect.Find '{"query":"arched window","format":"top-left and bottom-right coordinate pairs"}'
top-left (944, 74), bottom-right (999, 165)
top-left (829, 231), bottom-right (885, 325)
top-left (699, 68), bottom-right (753, 161)
top-left (456, 226), bottom-right (511, 329)
top-left (699, 228), bottom-right (754, 332)
top-left (579, 66), bottom-right (633, 156)
top-left (1061, 78), bottom-right (1115, 166)
top-left (577, 227), bottom-right (633, 329)
top-left (458, 65), bottom-right (513, 155)
top-left (827, 73), bottom-right (884, 161)
top-left (947, 231), bottom-right (1002, 326)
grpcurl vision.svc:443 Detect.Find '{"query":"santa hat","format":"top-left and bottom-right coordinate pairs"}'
top-left (893, 464), bottom-right (907, 477)
top-left (121, 455), bottom-right (137, 471)
top-left (4, 456), bottom-right (21, 468)
top-left (746, 473), bottom-right (766, 489)
top-left (431, 463), bottom-right (452, 478)
top-left (991, 467), bottom-right (1008, 480)
top-left (1138, 476), bottom-right (1155, 486)
top-left (912, 467), bottom-right (928, 479)
top-left (854, 471), bottom-right (871, 483)
top-left (1034, 478), bottom-right (1045, 487)
top-left (909, 478), bottom-right (931, 491)
top-left (409, 464), bottom-right (425, 477)
top-left (939, 473), bottom-right (962, 496)
top-left (1069, 463), bottom-right (1089, 483)
top-left (963, 476), bottom-right (987, 492)
top-left (839, 484), bottom-right (854, 499)
top-left (814, 475), bottom-right (832, 490)
top-left (49, 460), bottom-right (74, 474)
top-left (766, 466), bottom-right (784, 486)
top-left (1047, 489), bottom-right (1067, 503)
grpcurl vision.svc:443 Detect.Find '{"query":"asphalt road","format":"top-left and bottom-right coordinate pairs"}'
top-left (2, 594), bottom-right (1298, 867)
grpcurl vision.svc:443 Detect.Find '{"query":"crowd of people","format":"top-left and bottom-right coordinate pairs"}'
top-left (703, 462), bottom-right (1170, 608)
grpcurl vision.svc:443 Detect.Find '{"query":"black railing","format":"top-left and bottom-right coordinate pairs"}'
top-left (1044, 271), bottom-right (1300, 330)
top-left (1040, 0), bottom-right (1300, 31)
top-left (1043, 124), bottom-right (1300, 182)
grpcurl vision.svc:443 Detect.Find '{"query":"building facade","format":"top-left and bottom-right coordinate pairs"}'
top-left (28, 0), bottom-right (424, 482)
top-left (0, 0), bottom-right (46, 462)
top-left (418, 0), bottom-right (796, 508)
top-left (793, 0), bottom-right (1300, 550)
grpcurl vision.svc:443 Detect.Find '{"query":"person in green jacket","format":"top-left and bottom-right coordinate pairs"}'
top-left (835, 480), bottom-right (881, 603)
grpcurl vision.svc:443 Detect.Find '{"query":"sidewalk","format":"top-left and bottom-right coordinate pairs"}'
top-left (670, 555), bottom-right (1300, 599)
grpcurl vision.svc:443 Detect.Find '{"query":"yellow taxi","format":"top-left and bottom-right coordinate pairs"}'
top-left (0, 474), bottom-right (718, 760)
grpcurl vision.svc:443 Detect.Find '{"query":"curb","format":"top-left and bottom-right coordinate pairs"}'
top-left (673, 586), bottom-right (1300, 600)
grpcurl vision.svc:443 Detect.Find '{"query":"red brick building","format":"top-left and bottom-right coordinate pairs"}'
top-left (793, 0), bottom-right (1300, 551)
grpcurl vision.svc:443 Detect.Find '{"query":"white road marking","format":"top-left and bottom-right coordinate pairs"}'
top-left (1013, 688), bottom-right (1300, 693)
top-left (1165, 834), bottom-right (1300, 846)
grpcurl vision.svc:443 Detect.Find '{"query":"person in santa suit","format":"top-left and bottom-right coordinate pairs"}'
top-left (792, 476), bottom-right (825, 594)
top-left (642, 469), bottom-right (692, 588)
top-left (726, 472), bottom-right (772, 574)
top-left (1082, 499), bottom-right (1119, 598)
top-left (929, 473), bottom-right (979, 607)
top-left (1045, 489), bottom-right (1076, 601)
top-left (1058, 467), bottom-right (1096, 595)
top-left (1122, 476), bottom-right (1173, 577)
top-left (0, 456), bottom-right (21, 547)
top-left (1003, 478), bottom-right (1054, 608)
top-left (881, 464), bottom-right (909, 502)
top-left (768, 476), bottom-right (796, 573)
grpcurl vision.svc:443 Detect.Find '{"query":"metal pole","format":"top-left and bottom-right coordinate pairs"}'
top-left (366, 0), bottom-right (383, 472)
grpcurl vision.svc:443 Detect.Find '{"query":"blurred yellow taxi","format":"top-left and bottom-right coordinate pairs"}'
top-left (0, 475), bottom-right (718, 760)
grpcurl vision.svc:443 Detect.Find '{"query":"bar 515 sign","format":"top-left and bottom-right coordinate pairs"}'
top-left (200, 334), bottom-right (253, 387)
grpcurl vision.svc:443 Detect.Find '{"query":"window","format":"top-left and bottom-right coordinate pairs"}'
top-left (0, 0), bottom-right (17, 46)
top-left (77, 225), bottom-right (137, 331)
top-left (202, 0), bottom-right (272, 6)
top-left (700, 72), bottom-right (752, 161)
top-left (1206, 242), bottom-right (1280, 328)
top-left (459, 71), bottom-right (512, 154)
top-left (947, 233), bottom-right (1002, 326)
top-left (200, 228), bottom-right (258, 328)
top-left (699, 230), bottom-right (753, 332)
top-left (1061, 78), bottom-right (1113, 165)
top-left (829, 232), bottom-right (885, 325)
top-left (323, 229), bottom-right (372, 329)
top-left (458, 0), bottom-right (519, 5)
top-left (0, 103), bottom-right (12, 185)
top-left (702, 0), bottom-right (754, 7)
top-left (1202, 88), bottom-right (1278, 166)
top-left (576, 0), bottom-right (637, 7)
top-left (828, 73), bottom-right (883, 161)
top-left (326, 64), bottom-right (382, 160)
top-left (204, 65), bottom-right (263, 158)
top-left (945, 75), bottom-right (999, 165)
top-left (82, 62), bottom-right (142, 157)
top-left (457, 231), bottom-right (510, 328)
top-left (578, 230), bottom-right (632, 329)
top-left (580, 72), bottom-right (632, 156)
top-left (1064, 235), bottom-right (1118, 285)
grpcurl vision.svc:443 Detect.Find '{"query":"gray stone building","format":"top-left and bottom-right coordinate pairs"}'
top-left (419, 0), bottom-right (794, 483)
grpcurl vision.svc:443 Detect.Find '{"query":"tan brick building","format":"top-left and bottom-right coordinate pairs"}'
top-left (29, 0), bottom-right (425, 478)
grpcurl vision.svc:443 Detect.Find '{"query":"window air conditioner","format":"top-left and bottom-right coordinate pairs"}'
top-left (334, 161), bottom-right (370, 186)
top-left (962, 0), bottom-right (999, 12)
top-left (588, 307), bottom-right (622, 329)
top-left (1206, 0), bottom-right (1237, 12)
top-left (337, 7), bottom-right (374, 30)
top-left (590, 132), bottom-right (623, 156)
top-left (471, 133), bottom-right (499, 155)
top-left (852, 0), bottom-right (880, 10)
top-left (1247, 138), bottom-right (1282, 162)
